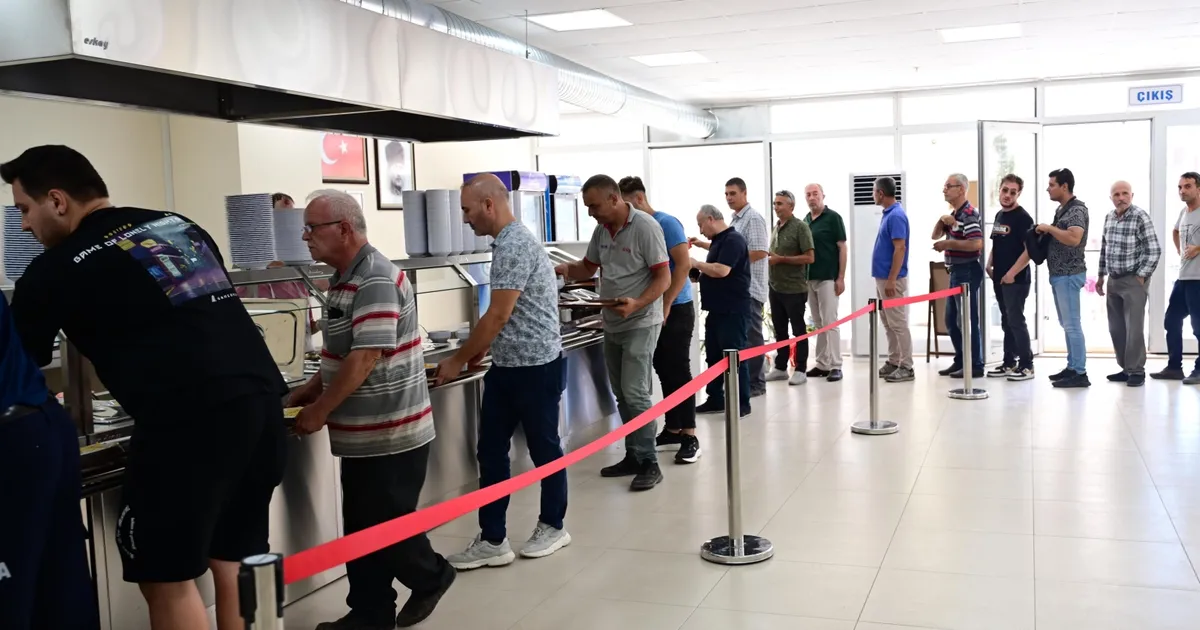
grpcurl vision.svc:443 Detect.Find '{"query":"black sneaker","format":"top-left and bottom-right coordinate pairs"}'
top-left (1127, 373), bottom-right (1146, 387)
top-left (1184, 371), bottom-right (1200, 385)
top-left (656, 430), bottom-right (684, 451)
top-left (396, 562), bottom-right (456, 627)
top-left (949, 368), bottom-right (985, 379)
top-left (938, 364), bottom-right (963, 376)
top-left (1049, 368), bottom-right (1077, 382)
top-left (806, 367), bottom-right (831, 378)
top-left (675, 436), bottom-right (701, 464)
top-left (750, 388), bottom-right (766, 398)
top-left (600, 453), bottom-right (641, 478)
top-left (988, 365), bottom-right (1015, 378)
top-left (740, 405), bottom-right (751, 417)
top-left (316, 613), bottom-right (396, 630)
top-left (827, 368), bottom-right (843, 382)
top-left (696, 400), bottom-right (724, 414)
top-left (1107, 372), bottom-right (1130, 382)
top-left (630, 460), bottom-right (663, 491)
top-left (879, 362), bottom-right (900, 378)
top-left (1052, 372), bottom-right (1091, 388)
top-left (1152, 367), bottom-right (1187, 380)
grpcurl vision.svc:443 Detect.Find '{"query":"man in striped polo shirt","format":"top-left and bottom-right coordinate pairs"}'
top-left (931, 172), bottom-right (985, 379)
top-left (291, 190), bottom-right (454, 630)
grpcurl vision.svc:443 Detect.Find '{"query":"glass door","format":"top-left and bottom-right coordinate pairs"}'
top-left (1151, 112), bottom-right (1200, 354)
top-left (978, 121), bottom-right (1041, 363)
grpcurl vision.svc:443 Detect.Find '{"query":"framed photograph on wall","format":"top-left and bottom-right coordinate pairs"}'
top-left (320, 133), bottom-right (369, 184)
top-left (375, 138), bottom-right (414, 210)
top-left (345, 190), bottom-right (365, 211)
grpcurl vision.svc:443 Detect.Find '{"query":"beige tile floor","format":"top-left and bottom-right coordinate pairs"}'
top-left (283, 358), bottom-right (1200, 630)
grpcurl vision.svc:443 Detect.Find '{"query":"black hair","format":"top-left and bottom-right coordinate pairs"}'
top-left (272, 192), bottom-right (294, 206)
top-left (874, 176), bottom-right (897, 198)
top-left (1049, 168), bottom-right (1075, 193)
top-left (0, 145), bottom-right (109, 201)
top-left (1001, 173), bottom-right (1024, 191)
top-left (725, 177), bottom-right (747, 192)
top-left (617, 176), bottom-right (646, 196)
top-left (582, 174), bottom-right (620, 196)
top-left (1182, 172), bottom-right (1200, 187)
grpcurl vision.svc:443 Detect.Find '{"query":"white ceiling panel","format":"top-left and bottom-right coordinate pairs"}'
top-left (430, 0), bottom-right (1200, 103)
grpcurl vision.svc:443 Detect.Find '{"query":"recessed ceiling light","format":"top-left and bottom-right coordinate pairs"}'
top-left (630, 51), bottom-right (710, 67)
top-left (938, 23), bottom-right (1022, 43)
top-left (527, 9), bottom-right (630, 32)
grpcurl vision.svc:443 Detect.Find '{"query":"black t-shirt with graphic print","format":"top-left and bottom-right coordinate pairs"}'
top-left (11, 207), bottom-right (286, 424)
top-left (990, 206), bottom-right (1034, 283)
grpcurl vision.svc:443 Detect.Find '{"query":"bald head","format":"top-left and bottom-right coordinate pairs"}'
top-left (1110, 180), bottom-right (1133, 212)
top-left (804, 183), bottom-right (825, 212)
top-left (461, 173), bottom-right (514, 238)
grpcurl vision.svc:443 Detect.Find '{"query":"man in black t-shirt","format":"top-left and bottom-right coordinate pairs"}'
top-left (2, 145), bottom-right (287, 630)
top-left (989, 174), bottom-right (1036, 381)
top-left (690, 204), bottom-right (752, 417)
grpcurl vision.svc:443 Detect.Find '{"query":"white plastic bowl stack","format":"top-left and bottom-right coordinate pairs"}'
top-left (225, 193), bottom-right (277, 270)
top-left (424, 189), bottom-right (453, 257)
top-left (3, 205), bottom-right (44, 280)
top-left (402, 190), bottom-right (428, 256)
top-left (273, 207), bottom-right (312, 265)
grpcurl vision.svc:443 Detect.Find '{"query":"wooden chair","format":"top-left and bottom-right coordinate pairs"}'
top-left (926, 261), bottom-right (954, 362)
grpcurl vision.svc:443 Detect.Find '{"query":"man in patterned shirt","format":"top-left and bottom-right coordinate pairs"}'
top-left (291, 190), bottom-right (454, 630)
top-left (931, 173), bottom-right (985, 379)
top-left (1039, 168), bottom-right (1092, 389)
top-left (1096, 181), bottom-right (1161, 387)
top-left (439, 174), bottom-right (571, 569)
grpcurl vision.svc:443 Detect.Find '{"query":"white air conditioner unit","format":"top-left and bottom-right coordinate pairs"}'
top-left (849, 172), bottom-right (904, 357)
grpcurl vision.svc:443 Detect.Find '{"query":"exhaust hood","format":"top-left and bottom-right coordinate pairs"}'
top-left (0, 0), bottom-right (560, 142)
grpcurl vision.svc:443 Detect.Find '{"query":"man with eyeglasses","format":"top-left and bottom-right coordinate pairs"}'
top-left (931, 173), bottom-right (985, 379)
top-left (290, 190), bottom-right (455, 629)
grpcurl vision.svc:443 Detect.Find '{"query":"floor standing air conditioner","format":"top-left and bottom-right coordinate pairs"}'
top-left (849, 171), bottom-right (904, 357)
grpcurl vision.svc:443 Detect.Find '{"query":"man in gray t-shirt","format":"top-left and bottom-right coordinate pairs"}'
top-left (556, 175), bottom-right (670, 492)
top-left (1153, 172), bottom-right (1200, 383)
top-left (439, 174), bottom-right (571, 569)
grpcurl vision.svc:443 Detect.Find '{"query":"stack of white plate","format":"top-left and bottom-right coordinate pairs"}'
top-left (3, 206), bottom-right (44, 280)
top-left (402, 190), bottom-right (428, 256)
top-left (225, 194), bottom-right (276, 270)
top-left (273, 208), bottom-right (312, 265)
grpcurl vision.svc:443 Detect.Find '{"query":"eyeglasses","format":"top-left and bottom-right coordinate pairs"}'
top-left (302, 220), bottom-right (342, 234)
top-left (943, 183), bottom-right (964, 190)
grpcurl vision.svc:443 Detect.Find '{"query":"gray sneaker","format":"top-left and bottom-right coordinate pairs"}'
top-left (1185, 371), bottom-right (1200, 385)
top-left (885, 366), bottom-right (915, 382)
top-left (446, 536), bottom-right (516, 570)
top-left (878, 362), bottom-right (899, 377)
top-left (519, 522), bottom-right (572, 559)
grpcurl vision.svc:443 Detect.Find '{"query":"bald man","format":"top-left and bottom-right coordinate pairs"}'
top-left (1097, 180), bottom-right (1161, 386)
top-left (438, 174), bottom-right (571, 570)
top-left (802, 183), bottom-right (847, 381)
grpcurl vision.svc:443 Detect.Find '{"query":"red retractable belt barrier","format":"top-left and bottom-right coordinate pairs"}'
top-left (881, 285), bottom-right (962, 310)
top-left (740, 303), bottom-right (876, 361)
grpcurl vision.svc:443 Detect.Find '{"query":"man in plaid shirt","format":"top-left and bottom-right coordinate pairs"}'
top-left (1096, 181), bottom-right (1161, 387)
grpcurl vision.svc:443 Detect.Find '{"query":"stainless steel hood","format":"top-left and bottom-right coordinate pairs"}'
top-left (0, 0), bottom-right (560, 142)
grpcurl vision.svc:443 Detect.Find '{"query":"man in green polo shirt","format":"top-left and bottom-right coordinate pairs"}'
top-left (765, 190), bottom-right (815, 386)
top-left (803, 183), bottom-right (848, 382)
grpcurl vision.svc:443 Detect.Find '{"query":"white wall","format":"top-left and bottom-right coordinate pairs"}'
top-left (414, 138), bottom-right (536, 189)
top-left (168, 115), bottom-right (242, 256)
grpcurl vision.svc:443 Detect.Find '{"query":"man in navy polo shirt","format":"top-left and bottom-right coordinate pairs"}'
top-left (931, 172), bottom-right (985, 379)
top-left (0, 292), bottom-right (98, 630)
top-left (692, 205), bottom-right (753, 417)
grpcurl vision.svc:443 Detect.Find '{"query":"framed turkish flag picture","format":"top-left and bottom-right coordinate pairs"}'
top-left (320, 133), bottom-right (369, 184)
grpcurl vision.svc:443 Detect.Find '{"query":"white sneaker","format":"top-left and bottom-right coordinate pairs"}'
top-left (765, 368), bottom-right (790, 382)
top-left (446, 536), bottom-right (516, 570)
top-left (520, 522), bottom-right (572, 559)
top-left (788, 371), bottom-right (807, 386)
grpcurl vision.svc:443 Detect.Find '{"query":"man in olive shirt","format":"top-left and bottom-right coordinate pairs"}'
top-left (765, 191), bottom-right (815, 386)
top-left (802, 184), bottom-right (848, 382)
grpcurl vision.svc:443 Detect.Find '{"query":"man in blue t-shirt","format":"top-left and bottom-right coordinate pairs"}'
top-left (0, 292), bottom-right (98, 630)
top-left (871, 176), bottom-right (914, 383)
top-left (619, 177), bottom-right (701, 464)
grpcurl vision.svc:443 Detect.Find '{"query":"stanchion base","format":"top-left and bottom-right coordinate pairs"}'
top-left (948, 388), bottom-right (989, 400)
top-left (850, 420), bottom-right (899, 435)
top-left (700, 535), bottom-right (774, 565)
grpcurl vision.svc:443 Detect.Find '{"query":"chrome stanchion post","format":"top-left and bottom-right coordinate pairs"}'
top-left (853, 299), bottom-right (899, 435)
top-left (949, 283), bottom-right (989, 400)
top-left (701, 349), bottom-right (773, 565)
top-left (239, 554), bottom-right (284, 630)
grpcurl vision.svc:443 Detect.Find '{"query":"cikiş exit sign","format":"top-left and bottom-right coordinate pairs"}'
top-left (1129, 85), bottom-right (1183, 106)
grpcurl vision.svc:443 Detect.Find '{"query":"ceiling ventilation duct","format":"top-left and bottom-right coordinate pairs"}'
top-left (343, 0), bottom-right (720, 139)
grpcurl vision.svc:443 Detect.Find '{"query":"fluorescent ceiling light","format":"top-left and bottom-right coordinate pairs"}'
top-left (939, 23), bottom-right (1022, 43)
top-left (527, 9), bottom-right (630, 32)
top-left (631, 51), bottom-right (710, 67)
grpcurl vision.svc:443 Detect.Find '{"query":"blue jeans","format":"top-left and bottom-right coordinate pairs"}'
top-left (1050, 273), bottom-right (1087, 373)
top-left (478, 356), bottom-right (567, 542)
top-left (1164, 279), bottom-right (1200, 372)
top-left (946, 262), bottom-right (985, 370)
top-left (704, 311), bottom-right (751, 412)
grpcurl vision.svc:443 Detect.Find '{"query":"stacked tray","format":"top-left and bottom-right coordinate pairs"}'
top-left (225, 194), bottom-right (277, 270)
top-left (273, 207), bottom-right (312, 265)
top-left (2, 205), bottom-right (44, 280)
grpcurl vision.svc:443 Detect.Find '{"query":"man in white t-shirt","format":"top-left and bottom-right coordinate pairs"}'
top-left (1153, 172), bottom-right (1200, 384)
